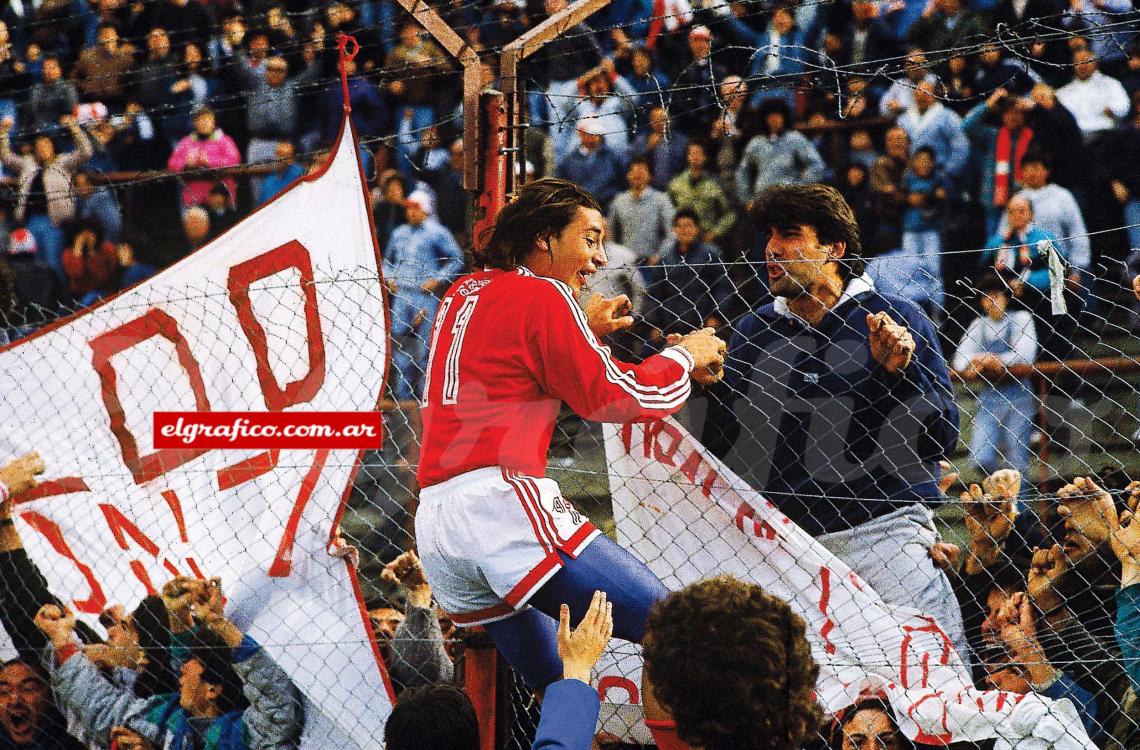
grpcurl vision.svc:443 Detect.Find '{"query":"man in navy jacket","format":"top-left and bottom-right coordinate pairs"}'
top-left (702, 184), bottom-right (968, 663)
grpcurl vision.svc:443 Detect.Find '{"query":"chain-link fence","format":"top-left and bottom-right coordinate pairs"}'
top-left (2, 0), bottom-right (1140, 747)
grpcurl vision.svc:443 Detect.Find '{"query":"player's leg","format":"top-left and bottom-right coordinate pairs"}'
top-left (482, 608), bottom-right (563, 691)
top-left (524, 536), bottom-right (694, 750)
top-left (526, 534), bottom-right (667, 643)
top-left (482, 534), bottom-right (667, 690)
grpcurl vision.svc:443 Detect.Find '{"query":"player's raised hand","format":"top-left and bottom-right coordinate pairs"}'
top-left (585, 292), bottom-right (635, 338)
top-left (670, 327), bottom-right (726, 386)
top-left (867, 312), bottom-right (915, 375)
top-left (557, 590), bottom-right (613, 684)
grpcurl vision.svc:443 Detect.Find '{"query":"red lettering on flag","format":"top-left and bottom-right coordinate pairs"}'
top-left (89, 308), bottom-right (212, 485)
top-left (19, 512), bottom-right (107, 614)
top-left (818, 566), bottom-right (837, 655)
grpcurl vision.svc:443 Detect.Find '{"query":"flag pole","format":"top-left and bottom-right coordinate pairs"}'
top-left (336, 34), bottom-right (359, 113)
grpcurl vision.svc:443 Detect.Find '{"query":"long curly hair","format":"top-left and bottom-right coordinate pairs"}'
top-left (643, 576), bottom-right (823, 750)
top-left (472, 178), bottom-right (601, 271)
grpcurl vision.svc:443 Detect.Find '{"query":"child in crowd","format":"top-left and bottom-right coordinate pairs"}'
top-left (952, 272), bottom-right (1039, 475)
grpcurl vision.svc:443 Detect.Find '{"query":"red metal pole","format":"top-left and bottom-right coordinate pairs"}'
top-left (464, 639), bottom-right (498, 750)
top-left (472, 91), bottom-right (507, 252)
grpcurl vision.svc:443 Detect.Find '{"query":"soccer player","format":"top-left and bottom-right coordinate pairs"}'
top-left (414, 178), bottom-right (724, 746)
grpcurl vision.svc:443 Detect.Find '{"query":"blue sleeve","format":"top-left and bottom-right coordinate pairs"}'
top-left (1116, 584), bottom-right (1140, 692)
top-left (531, 679), bottom-right (600, 750)
top-left (961, 103), bottom-right (990, 143)
top-left (1040, 672), bottom-right (1100, 741)
top-left (944, 115), bottom-right (972, 177)
top-left (709, 14), bottom-right (762, 47)
top-left (435, 225), bottom-right (465, 281)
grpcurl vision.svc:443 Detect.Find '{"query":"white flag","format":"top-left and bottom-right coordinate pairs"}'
top-left (0, 123), bottom-right (392, 748)
top-left (597, 418), bottom-right (1095, 750)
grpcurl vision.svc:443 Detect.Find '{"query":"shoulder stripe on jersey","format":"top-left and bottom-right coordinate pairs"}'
top-left (537, 277), bottom-right (691, 409)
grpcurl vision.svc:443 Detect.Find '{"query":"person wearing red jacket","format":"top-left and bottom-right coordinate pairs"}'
top-left (415, 178), bottom-right (723, 747)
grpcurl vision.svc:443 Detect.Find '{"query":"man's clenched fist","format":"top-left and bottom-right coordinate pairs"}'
top-left (867, 312), bottom-right (915, 375)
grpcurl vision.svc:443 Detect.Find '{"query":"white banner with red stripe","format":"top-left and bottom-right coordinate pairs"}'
top-left (596, 418), bottom-right (1095, 749)
top-left (0, 123), bottom-right (392, 749)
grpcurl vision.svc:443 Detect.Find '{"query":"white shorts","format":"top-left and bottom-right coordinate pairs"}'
top-left (415, 467), bottom-right (599, 626)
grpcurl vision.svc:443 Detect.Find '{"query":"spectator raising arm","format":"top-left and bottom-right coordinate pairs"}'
top-left (0, 452), bottom-right (102, 662)
top-left (38, 574), bottom-right (302, 750)
top-left (532, 591), bottom-right (613, 750)
top-left (383, 550), bottom-right (454, 689)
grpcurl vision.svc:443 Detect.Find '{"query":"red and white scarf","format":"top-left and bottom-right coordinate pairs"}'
top-left (993, 125), bottom-right (1033, 207)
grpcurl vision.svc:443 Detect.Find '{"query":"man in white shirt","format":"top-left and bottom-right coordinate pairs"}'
top-left (1056, 47), bottom-right (1130, 140)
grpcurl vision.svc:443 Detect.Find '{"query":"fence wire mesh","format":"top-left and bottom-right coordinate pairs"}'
top-left (3, 0), bottom-right (1140, 748)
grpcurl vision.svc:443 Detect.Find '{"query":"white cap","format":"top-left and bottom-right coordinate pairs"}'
top-left (405, 190), bottom-right (434, 215)
top-left (577, 117), bottom-right (605, 136)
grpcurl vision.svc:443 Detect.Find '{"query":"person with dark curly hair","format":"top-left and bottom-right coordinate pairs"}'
top-left (641, 576), bottom-right (823, 750)
top-left (702, 183), bottom-right (967, 666)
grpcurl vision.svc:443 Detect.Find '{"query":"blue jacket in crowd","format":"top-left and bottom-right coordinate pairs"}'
top-left (383, 218), bottom-right (464, 291)
top-left (703, 275), bottom-right (960, 536)
top-left (555, 144), bottom-right (627, 208)
top-left (531, 679), bottom-right (599, 750)
top-left (644, 239), bottom-right (732, 334)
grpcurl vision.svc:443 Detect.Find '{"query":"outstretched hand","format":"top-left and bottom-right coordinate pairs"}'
top-left (381, 549), bottom-right (432, 608)
top-left (1111, 508), bottom-right (1140, 587)
top-left (1027, 544), bottom-right (1069, 616)
top-left (960, 483), bottom-right (1015, 574)
top-left (557, 590), bottom-right (613, 684)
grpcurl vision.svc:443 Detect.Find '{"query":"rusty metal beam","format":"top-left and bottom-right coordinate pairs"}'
top-left (501, 0), bottom-right (611, 193)
top-left (394, 0), bottom-right (610, 223)
top-left (462, 63), bottom-right (484, 190)
top-left (502, 0), bottom-right (612, 61)
top-left (389, 0), bottom-right (474, 63)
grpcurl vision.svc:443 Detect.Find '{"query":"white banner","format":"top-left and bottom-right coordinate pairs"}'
top-left (0, 123), bottom-right (392, 748)
top-left (599, 418), bottom-right (1095, 750)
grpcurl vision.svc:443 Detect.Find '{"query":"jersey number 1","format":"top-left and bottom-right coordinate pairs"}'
top-left (422, 295), bottom-right (479, 406)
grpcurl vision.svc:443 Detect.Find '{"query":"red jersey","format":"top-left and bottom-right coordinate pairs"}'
top-left (417, 267), bottom-right (695, 487)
